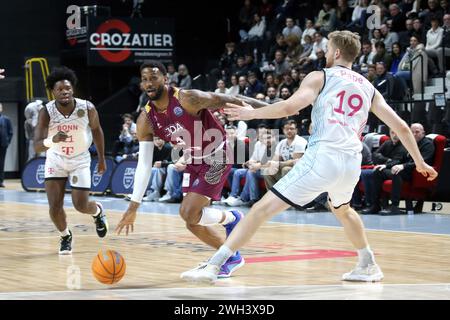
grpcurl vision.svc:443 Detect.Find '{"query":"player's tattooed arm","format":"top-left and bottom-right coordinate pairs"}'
top-left (179, 89), bottom-right (268, 114)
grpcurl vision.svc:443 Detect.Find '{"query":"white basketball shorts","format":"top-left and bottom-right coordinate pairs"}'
top-left (272, 147), bottom-right (362, 208)
top-left (44, 150), bottom-right (91, 189)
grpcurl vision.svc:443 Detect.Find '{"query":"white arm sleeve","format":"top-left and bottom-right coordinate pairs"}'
top-left (130, 141), bottom-right (154, 203)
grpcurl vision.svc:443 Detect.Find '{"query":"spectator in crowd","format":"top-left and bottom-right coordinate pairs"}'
top-left (441, 0), bottom-right (450, 14)
top-left (299, 34), bottom-right (314, 62)
top-left (244, 53), bottom-right (261, 75)
top-left (381, 23), bottom-right (399, 52)
top-left (412, 18), bottom-right (427, 43)
top-left (370, 29), bottom-right (384, 52)
top-left (388, 3), bottom-right (407, 33)
top-left (261, 49), bottom-right (291, 77)
top-left (314, 0), bottom-right (338, 35)
top-left (312, 48), bottom-right (327, 71)
top-left (224, 124), bottom-right (250, 200)
top-left (267, 33), bottom-right (288, 61)
top-left (366, 64), bottom-right (377, 82)
top-left (259, 0), bottom-right (274, 20)
top-left (246, 71), bottom-right (265, 97)
top-left (357, 40), bottom-right (376, 74)
top-left (290, 68), bottom-right (301, 89)
top-left (280, 86), bottom-right (293, 102)
top-left (348, 0), bottom-right (370, 31)
top-left (425, 16), bottom-right (445, 74)
top-left (282, 17), bottom-right (302, 40)
top-left (115, 130), bottom-right (139, 163)
top-left (274, 0), bottom-right (297, 29)
top-left (364, 123), bottom-right (435, 215)
top-left (177, 64), bottom-right (192, 89)
top-left (396, 35), bottom-right (428, 94)
top-left (233, 56), bottom-right (249, 78)
top-left (263, 73), bottom-right (278, 92)
top-left (238, 75), bottom-right (249, 95)
top-left (265, 86), bottom-right (283, 104)
top-left (399, 19), bottom-right (415, 49)
top-left (298, 31), bottom-right (329, 69)
top-left (158, 154), bottom-right (186, 203)
top-left (24, 99), bottom-right (45, 160)
top-left (434, 14), bottom-right (450, 73)
top-left (225, 125), bottom-right (274, 207)
top-left (301, 19), bottom-right (317, 45)
top-left (336, 0), bottom-right (353, 29)
top-left (0, 102), bottom-right (13, 188)
top-left (285, 34), bottom-right (303, 66)
top-left (239, 0), bottom-right (258, 30)
top-left (240, 12), bottom-right (266, 43)
top-left (421, 0), bottom-right (444, 28)
top-left (263, 120), bottom-right (307, 190)
top-left (227, 74), bottom-right (240, 95)
top-left (215, 79), bottom-right (228, 94)
top-left (373, 62), bottom-right (395, 98)
top-left (113, 113), bottom-right (137, 161)
top-left (219, 42), bottom-right (239, 78)
top-left (278, 70), bottom-right (296, 94)
top-left (142, 136), bottom-right (173, 202)
top-left (167, 63), bottom-right (179, 85)
top-left (390, 42), bottom-right (406, 74)
top-left (373, 41), bottom-right (393, 70)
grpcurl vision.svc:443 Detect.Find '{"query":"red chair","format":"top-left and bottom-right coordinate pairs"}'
top-left (381, 134), bottom-right (446, 213)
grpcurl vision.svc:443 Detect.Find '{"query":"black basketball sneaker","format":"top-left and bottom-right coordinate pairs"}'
top-left (93, 202), bottom-right (108, 238)
top-left (59, 230), bottom-right (73, 255)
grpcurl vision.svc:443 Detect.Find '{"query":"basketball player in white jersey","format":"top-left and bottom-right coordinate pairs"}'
top-left (34, 66), bottom-right (108, 255)
top-left (181, 31), bottom-right (438, 283)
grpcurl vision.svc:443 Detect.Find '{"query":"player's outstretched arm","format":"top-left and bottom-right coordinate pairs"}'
top-left (223, 71), bottom-right (323, 121)
top-left (371, 90), bottom-right (438, 181)
top-left (116, 111), bottom-right (154, 236)
top-left (88, 103), bottom-right (106, 174)
top-left (179, 89), bottom-right (268, 114)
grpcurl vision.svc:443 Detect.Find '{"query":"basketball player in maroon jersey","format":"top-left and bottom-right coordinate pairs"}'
top-left (115, 61), bottom-right (267, 277)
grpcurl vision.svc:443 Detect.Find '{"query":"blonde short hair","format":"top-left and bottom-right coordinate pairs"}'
top-left (327, 31), bottom-right (361, 63)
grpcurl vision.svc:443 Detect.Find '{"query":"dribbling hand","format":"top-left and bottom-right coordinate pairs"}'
top-left (115, 208), bottom-right (137, 236)
top-left (53, 131), bottom-right (69, 143)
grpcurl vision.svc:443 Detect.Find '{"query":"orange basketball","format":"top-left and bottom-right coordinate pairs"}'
top-left (92, 250), bottom-right (126, 285)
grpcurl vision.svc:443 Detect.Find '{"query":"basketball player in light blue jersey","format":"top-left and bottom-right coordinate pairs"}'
top-left (181, 31), bottom-right (438, 283)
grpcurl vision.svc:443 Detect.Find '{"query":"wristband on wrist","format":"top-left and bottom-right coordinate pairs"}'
top-left (43, 135), bottom-right (55, 148)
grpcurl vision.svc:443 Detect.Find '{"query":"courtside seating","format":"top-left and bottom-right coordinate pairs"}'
top-left (381, 134), bottom-right (446, 213)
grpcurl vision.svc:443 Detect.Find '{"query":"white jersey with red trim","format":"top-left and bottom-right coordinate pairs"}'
top-left (46, 98), bottom-right (93, 158)
top-left (307, 65), bottom-right (375, 154)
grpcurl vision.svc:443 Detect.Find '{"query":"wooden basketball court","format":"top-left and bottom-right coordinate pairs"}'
top-left (0, 181), bottom-right (450, 300)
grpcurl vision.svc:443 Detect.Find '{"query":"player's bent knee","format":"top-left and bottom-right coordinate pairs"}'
top-left (179, 205), bottom-right (201, 225)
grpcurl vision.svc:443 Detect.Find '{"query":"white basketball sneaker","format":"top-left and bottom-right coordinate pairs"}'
top-left (342, 264), bottom-right (384, 282)
top-left (180, 263), bottom-right (220, 283)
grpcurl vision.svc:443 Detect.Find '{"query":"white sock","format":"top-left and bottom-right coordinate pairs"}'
top-left (357, 246), bottom-right (375, 267)
top-left (198, 208), bottom-right (235, 226)
top-left (221, 211), bottom-right (236, 225)
top-left (93, 203), bottom-right (102, 217)
top-left (209, 245), bottom-right (234, 267)
top-left (59, 228), bottom-right (70, 237)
